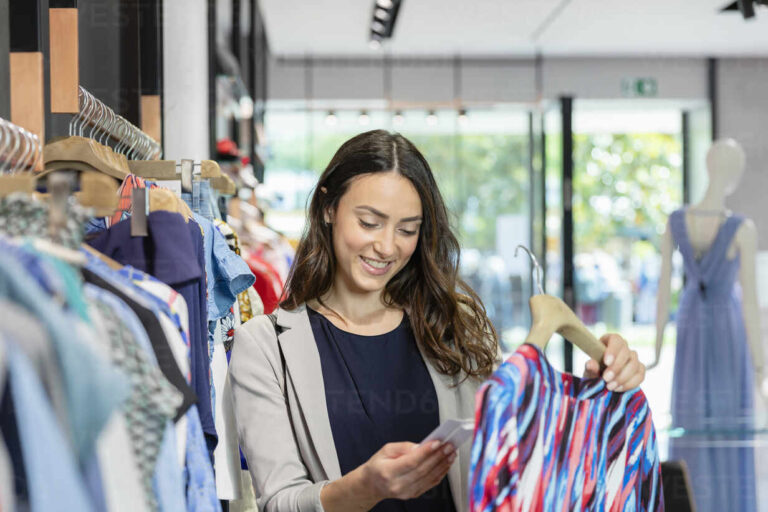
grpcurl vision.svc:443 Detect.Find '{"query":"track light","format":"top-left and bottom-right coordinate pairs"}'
top-left (426, 110), bottom-right (438, 126)
top-left (369, 38), bottom-right (382, 50)
top-left (368, 0), bottom-right (401, 46)
top-left (325, 111), bottom-right (338, 126)
top-left (359, 110), bottom-right (371, 125)
top-left (393, 111), bottom-right (404, 126)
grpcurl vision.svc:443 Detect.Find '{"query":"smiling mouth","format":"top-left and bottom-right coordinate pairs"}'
top-left (360, 256), bottom-right (393, 272)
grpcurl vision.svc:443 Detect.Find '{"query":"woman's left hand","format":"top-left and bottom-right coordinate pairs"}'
top-left (583, 334), bottom-right (646, 392)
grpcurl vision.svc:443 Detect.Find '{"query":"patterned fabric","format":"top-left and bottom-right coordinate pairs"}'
top-left (86, 286), bottom-right (182, 512)
top-left (469, 343), bottom-right (663, 512)
top-left (108, 174), bottom-right (158, 228)
top-left (0, 193), bottom-right (89, 249)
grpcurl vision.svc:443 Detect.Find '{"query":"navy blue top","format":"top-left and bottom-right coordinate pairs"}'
top-left (308, 308), bottom-right (456, 512)
top-left (87, 211), bottom-right (216, 444)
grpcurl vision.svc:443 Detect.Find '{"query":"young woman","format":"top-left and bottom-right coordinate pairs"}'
top-left (229, 130), bottom-right (646, 512)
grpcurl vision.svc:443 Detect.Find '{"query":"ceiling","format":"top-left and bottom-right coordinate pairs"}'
top-left (259, 0), bottom-right (768, 57)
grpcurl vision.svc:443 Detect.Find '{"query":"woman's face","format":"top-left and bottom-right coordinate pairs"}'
top-left (327, 171), bottom-right (423, 296)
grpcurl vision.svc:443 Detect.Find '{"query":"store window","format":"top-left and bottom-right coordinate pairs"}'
top-left (570, 104), bottom-right (684, 456)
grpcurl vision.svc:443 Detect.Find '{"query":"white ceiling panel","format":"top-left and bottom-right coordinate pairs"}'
top-left (537, 0), bottom-right (768, 56)
top-left (260, 0), bottom-right (768, 57)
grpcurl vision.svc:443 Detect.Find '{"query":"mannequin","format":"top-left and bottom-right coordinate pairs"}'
top-left (652, 138), bottom-right (765, 396)
top-left (652, 138), bottom-right (764, 511)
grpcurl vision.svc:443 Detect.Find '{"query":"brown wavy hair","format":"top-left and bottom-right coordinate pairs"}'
top-left (281, 130), bottom-right (498, 379)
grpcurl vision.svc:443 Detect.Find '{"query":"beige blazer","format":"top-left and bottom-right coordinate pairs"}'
top-left (228, 305), bottom-right (484, 512)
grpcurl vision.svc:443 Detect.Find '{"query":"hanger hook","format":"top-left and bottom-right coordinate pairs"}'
top-left (69, 87), bottom-right (84, 136)
top-left (515, 244), bottom-right (544, 295)
top-left (15, 128), bottom-right (33, 173)
top-left (5, 123), bottom-right (22, 175)
top-left (0, 120), bottom-right (8, 174)
top-left (79, 90), bottom-right (93, 137)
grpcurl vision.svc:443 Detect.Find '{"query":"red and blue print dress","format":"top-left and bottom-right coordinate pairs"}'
top-left (469, 343), bottom-right (663, 511)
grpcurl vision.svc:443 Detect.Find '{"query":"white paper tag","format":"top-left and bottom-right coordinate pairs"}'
top-left (421, 419), bottom-right (475, 448)
top-left (155, 179), bottom-right (182, 198)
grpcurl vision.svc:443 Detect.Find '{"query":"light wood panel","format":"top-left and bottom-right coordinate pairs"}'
top-left (49, 8), bottom-right (79, 113)
top-left (141, 94), bottom-right (162, 144)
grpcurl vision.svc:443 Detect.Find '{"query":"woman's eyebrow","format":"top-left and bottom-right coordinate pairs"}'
top-left (356, 205), bottom-right (422, 222)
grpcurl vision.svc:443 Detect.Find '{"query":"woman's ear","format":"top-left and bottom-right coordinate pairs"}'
top-left (323, 207), bottom-right (333, 225)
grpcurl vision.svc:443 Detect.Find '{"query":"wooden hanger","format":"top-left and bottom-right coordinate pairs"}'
top-left (75, 171), bottom-right (119, 216)
top-left (210, 174), bottom-right (237, 195)
top-left (44, 136), bottom-right (128, 180)
top-left (128, 159), bottom-right (177, 179)
top-left (516, 245), bottom-right (606, 364)
top-left (0, 174), bottom-right (36, 197)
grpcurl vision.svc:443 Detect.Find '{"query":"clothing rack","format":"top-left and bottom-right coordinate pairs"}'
top-left (69, 86), bottom-right (162, 161)
top-left (0, 117), bottom-right (42, 174)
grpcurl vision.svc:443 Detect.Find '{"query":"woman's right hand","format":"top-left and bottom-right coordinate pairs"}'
top-left (361, 440), bottom-right (456, 502)
top-left (320, 440), bottom-right (456, 511)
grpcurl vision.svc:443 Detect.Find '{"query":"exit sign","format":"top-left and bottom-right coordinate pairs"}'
top-left (621, 77), bottom-right (658, 98)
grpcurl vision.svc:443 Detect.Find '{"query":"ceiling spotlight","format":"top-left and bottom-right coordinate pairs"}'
top-left (458, 108), bottom-right (469, 126)
top-left (368, 0), bottom-right (401, 47)
top-left (359, 110), bottom-right (371, 125)
top-left (393, 111), bottom-right (404, 126)
top-left (325, 111), bottom-right (338, 126)
top-left (369, 39), bottom-right (382, 50)
top-left (426, 110), bottom-right (438, 126)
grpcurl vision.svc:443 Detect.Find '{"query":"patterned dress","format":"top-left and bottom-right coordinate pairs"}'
top-left (470, 343), bottom-right (663, 511)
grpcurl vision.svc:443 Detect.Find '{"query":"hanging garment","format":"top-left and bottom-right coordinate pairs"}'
top-left (668, 209), bottom-right (756, 512)
top-left (0, 246), bottom-right (128, 464)
top-left (469, 343), bottom-right (663, 512)
top-left (87, 211), bottom-right (218, 446)
top-left (0, 339), bottom-right (95, 512)
top-left (85, 285), bottom-right (182, 512)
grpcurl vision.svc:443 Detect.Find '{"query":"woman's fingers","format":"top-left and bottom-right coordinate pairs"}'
top-left (600, 334), bottom-right (631, 390)
top-left (404, 442), bottom-right (455, 480)
top-left (613, 351), bottom-right (645, 391)
top-left (583, 359), bottom-right (600, 379)
top-left (402, 448), bottom-right (456, 498)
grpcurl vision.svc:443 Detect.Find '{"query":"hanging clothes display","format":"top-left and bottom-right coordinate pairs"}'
top-left (0, 102), bottom-right (276, 511)
top-left (667, 209), bottom-right (756, 512)
top-left (469, 343), bottom-right (663, 511)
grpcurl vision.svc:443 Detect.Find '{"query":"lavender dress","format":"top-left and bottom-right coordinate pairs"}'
top-left (668, 209), bottom-right (756, 512)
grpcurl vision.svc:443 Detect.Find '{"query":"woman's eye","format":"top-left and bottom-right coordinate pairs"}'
top-left (359, 220), bottom-right (377, 229)
top-left (399, 228), bottom-right (418, 236)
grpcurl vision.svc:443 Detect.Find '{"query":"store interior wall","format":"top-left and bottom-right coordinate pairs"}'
top-left (163, 0), bottom-right (210, 160)
top-left (267, 54), bottom-right (768, 251)
top-left (267, 56), bottom-right (708, 103)
top-left (718, 58), bottom-right (768, 251)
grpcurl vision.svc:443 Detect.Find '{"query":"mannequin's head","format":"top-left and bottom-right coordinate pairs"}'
top-left (705, 138), bottom-right (746, 196)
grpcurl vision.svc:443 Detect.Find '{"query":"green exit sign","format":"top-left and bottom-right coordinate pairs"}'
top-left (621, 77), bottom-right (658, 98)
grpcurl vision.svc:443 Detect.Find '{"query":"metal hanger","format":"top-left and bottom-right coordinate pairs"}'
top-left (516, 244), bottom-right (606, 364)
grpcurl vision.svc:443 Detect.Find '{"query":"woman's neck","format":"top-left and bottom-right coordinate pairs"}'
top-left (317, 278), bottom-right (400, 328)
